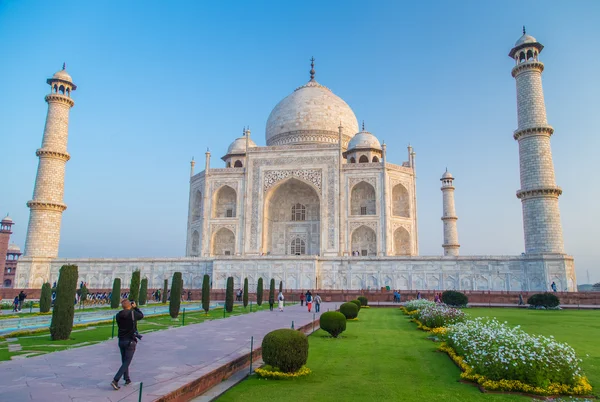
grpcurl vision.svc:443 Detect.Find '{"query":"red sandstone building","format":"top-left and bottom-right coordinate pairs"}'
top-left (0, 215), bottom-right (20, 288)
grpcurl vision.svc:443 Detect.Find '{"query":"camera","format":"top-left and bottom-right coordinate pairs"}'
top-left (134, 331), bottom-right (143, 340)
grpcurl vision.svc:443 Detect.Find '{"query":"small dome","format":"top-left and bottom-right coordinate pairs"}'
top-left (227, 136), bottom-right (257, 155)
top-left (347, 131), bottom-right (381, 151)
top-left (515, 33), bottom-right (537, 47)
top-left (8, 244), bottom-right (20, 253)
top-left (52, 68), bottom-right (73, 83)
top-left (442, 170), bottom-right (454, 179)
top-left (1, 214), bottom-right (12, 223)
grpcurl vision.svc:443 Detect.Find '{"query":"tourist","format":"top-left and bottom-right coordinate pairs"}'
top-left (187, 290), bottom-right (192, 301)
top-left (157, 289), bottom-right (161, 302)
top-left (306, 290), bottom-right (313, 312)
top-left (13, 296), bottom-right (19, 312)
top-left (417, 291), bottom-right (421, 300)
top-left (299, 292), bottom-right (305, 306)
top-left (393, 290), bottom-right (398, 303)
top-left (111, 299), bottom-right (144, 390)
top-left (278, 292), bottom-right (284, 311)
top-left (268, 292), bottom-right (275, 311)
top-left (551, 281), bottom-right (557, 292)
top-left (518, 293), bottom-right (524, 306)
top-left (314, 293), bottom-right (322, 313)
top-left (397, 291), bottom-right (401, 303)
top-left (18, 290), bottom-right (27, 311)
top-left (434, 293), bottom-right (440, 303)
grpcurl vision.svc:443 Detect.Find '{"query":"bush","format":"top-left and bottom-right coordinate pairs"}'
top-left (350, 299), bottom-right (361, 311)
top-left (357, 296), bottom-right (368, 306)
top-left (279, 280), bottom-right (283, 294)
top-left (527, 293), bottom-right (560, 308)
top-left (269, 278), bottom-right (275, 304)
top-left (262, 329), bottom-right (308, 373)
top-left (319, 311), bottom-right (347, 338)
top-left (339, 302), bottom-right (359, 319)
top-left (139, 278), bottom-right (148, 305)
top-left (129, 270), bottom-right (141, 303)
top-left (169, 272), bottom-right (182, 318)
top-left (225, 277), bottom-right (234, 312)
top-left (243, 277), bottom-right (249, 308)
top-left (162, 279), bottom-right (168, 303)
top-left (39, 282), bottom-right (52, 313)
top-left (111, 278), bottom-right (121, 308)
top-left (202, 274), bottom-right (210, 313)
top-left (256, 278), bottom-right (263, 306)
top-left (50, 265), bottom-right (78, 340)
top-left (442, 290), bottom-right (468, 307)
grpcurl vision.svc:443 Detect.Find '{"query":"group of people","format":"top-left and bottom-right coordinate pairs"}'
top-left (299, 290), bottom-right (322, 313)
top-left (392, 290), bottom-right (402, 303)
top-left (8, 290), bottom-right (28, 312)
top-left (433, 292), bottom-right (445, 303)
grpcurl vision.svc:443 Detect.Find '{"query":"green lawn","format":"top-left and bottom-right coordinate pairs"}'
top-left (218, 307), bottom-right (599, 402)
top-left (0, 303), bottom-right (270, 361)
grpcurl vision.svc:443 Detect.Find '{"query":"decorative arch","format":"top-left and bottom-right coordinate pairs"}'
top-left (350, 181), bottom-right (376, 216)
top-left (392, 184), bottom-right (410, 217)
top-left (191, 230), bottom-right (200, 255)
top-left (359, 155), bottom-right (369, 163)
top-left (372, 156), bottom-right (379, 162)
top-left (290, 237), bottom-right (306, 255)
top-left (234, 160), bottom-right (243, 168)
top-left (192, 190), bottom-right (202, 221)
top-left (349, 157), bottom-right (356, 163)
top-left (212, 227), bottom-right (235, 255)
top-left (351, 225), bottom-right (377, 256)
top-left (519, 51), bottom-right (526, 63)
top-left (59, 85), bottom-right (65, 94)
top-left (213, 185), bottom-right (237, 218)
top-left (393, 226), bottom-right (411, 255)
top-left (526, 49), bottom-right (533, 60)
top-left (4, 279), bottom-right (11, 287)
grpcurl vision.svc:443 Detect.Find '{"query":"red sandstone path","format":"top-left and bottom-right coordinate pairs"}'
top-left (0, 302), bottom-right (335, 402)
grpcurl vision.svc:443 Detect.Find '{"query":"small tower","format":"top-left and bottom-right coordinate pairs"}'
top-left (221, 128), bottom-right (257, 168)
top-left (440, 170), bottom-right (459, 256)
top-left (509, 29), bottom-right (564, 254)
top-left (343, 122), bottom-right (383, 163)
top-left (0, 215), bottom-right (14, 287)
top-left (24, 65), bottom-right (76, 260)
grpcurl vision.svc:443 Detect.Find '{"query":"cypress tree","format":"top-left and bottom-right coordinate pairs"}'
top-left (225, 277), bottom-right (234, 313)
top-left (169, 272), bottom-right (182, 318)
top-left (139, 278), bottom-right (148, 305)
top-left (111, 278), bottom-right (121, 308)
top-left (129, 270), bottom-right (141, 302)
top-left (269, 278), bottom-right (275, 305)
top-left (162, 279), bottom-right (168, 303)
top-left (50, 264), bottom-right (78, 340)
top-left (202, 274), bottom-right (210, 314)
top-left (279, 280), bottom-right (283, 294)
top-left (243, 277), bottom-right (249, 308)
top-left (256, 277), bottom-right (263, 306)
top-left (40, 282), bottom-right (52, 313)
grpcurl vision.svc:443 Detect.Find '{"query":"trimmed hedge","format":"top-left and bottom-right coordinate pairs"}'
top-left (279, 280), bottom-right (283, 294)
top-left (129, 270), bottom-right (141, 303)
top-left (528, 293), bottom-right (560, 308)
top-left (320, 311), bottom-right (347, 338)
top-left (357, 296), bottom-right (368, 306)
top-left (169, 272), bottom-right (182, 318)
top-left (162, 279), bottom-right (168, 303)
top-left (262, 329), bottom-right (308, 373)
top-left (50, 265), bottom-right (78, 340)
top-left (269, 278), bottom-right (275, 305)
top-left (202, 274), bottom-right (210, 313)
top-left (111, 278), bottom-right (121, 308)
top-left (139, 278), bottom-right (148, 305)
top-left (340, 302), bottom-right (359, 319)
top-left (225, 277), bottom-right (234, 312)
top-left (243, 277), bottom-right (249, 308)
top-left (39, 282), bottom-right (52, 313)
top-left (350, 299), bottom-right (361, 311)
top-left (256, 277), bottom-right (263, 306)
top-left (441, 290), bottom-right (468, 307)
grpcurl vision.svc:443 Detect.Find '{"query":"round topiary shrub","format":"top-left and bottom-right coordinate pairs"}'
top-left (261, 329), bottom-right (308, 373)
top-left (320, 311), bottom-right (347, 338)
top-left (340, 302), bottom-right (359, 319)
top-left (350, 299), bottom-right (361, 311)
top-left (527, 293), bottom-right (560, 308)
top-left (441, 290), bottom-right (468, 307)
top-left (357, 296), bottom-right (368, 306)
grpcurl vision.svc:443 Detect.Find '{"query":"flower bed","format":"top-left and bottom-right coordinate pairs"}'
top-left (403, 299), bottom-right (435, 311)
top-left (442, 318), bottom-right (592, 396)
top-left (415, 304), bottom-right (466, 329)
top-left (255, 364), bottom-right (311, 379)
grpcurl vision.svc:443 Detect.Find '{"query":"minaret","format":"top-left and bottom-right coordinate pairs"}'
top-left (441, 169), bottom-right (459, 256)
top-left (24, 64), bottom-right (76, 259)
top-left (190, 157), bottom-right (195, 177)
top-left (0, 215), bottom-right (14, 287)
top-left (509, 28), bottom-right (564, 254)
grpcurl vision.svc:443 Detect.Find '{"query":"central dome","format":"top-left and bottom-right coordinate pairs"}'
top-left (266, 80), bottom-right (359, 146)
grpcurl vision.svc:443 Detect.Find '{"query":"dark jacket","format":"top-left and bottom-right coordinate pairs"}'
top-left (116, 307), bottom-right (144, 340)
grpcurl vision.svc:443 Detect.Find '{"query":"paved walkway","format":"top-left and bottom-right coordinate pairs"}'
top-left (0, 302), bottom-right (334, 402)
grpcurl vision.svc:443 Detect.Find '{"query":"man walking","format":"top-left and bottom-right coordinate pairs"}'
top-left (17, 290), bottom-right (27, 312)
top-left (305, 290), bottom-right (313, 313)
top-left (111, 299), bottom-right (144, 390)
top-left (314, 293), bottom-right (322, 313)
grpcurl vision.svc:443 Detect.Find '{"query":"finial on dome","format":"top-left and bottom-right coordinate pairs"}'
top-left (62, 62), bottom-right (66, 70)
top-left (522, 26), bottom-right (526, 35)
top-left (362, 120), bottom-right (365, 131)
top-left (206, 147), bottom-right (210, 153)
top-left (243, 126), bottom-right (246, 136)
top-left (310, 57), bottom-right (315, 81)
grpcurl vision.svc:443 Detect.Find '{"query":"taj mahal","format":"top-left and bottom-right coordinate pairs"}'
top-left (15, 30), bottom-right (577, 292)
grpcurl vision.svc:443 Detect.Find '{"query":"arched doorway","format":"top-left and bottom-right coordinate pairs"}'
top-left (191, 230), bottom-right (200, 256)
top-left (351, 225), bottom-right (376, 256)
top-left (350, 181), bottom-right (376, 216)
top-left (213, 185), bottom-right (237, 218)
top-left (212, 228), bottom-right (235, 255)
top-left (392, 184), bottom-right (410, 217)
top-left (263, 178), bottom-right (320, 255)
top-left (393, 227), bottom-right (411, 255)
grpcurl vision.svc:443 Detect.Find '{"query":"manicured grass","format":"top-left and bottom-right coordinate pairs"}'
top-left (218, 308), bottom-right (526, 402)
top-left (0, 303), bottom-right (271, 361)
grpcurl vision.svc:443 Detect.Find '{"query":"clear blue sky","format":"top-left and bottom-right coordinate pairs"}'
top-left (1, 1), bottom-right (599, 284)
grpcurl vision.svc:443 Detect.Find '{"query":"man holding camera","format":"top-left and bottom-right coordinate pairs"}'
top-left (111, 299), bottom-right (144, 390)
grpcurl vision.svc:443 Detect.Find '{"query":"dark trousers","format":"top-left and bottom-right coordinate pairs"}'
top-left (300, 300), bottom-right (304, 306)
top-left (269, 302), bottom-right (274, 311)
top-left (114, 339), bottom-right (136, 382)
top-left (315, 303), bottom-right (320, 313)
